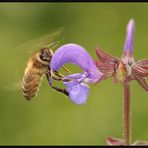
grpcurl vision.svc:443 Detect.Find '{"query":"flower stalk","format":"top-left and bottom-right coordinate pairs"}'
top-left (124, 82), bottom-right (131, 145)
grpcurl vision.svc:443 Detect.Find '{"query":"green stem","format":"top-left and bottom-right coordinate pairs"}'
top-left (124, 82), bottom-right (131, 145)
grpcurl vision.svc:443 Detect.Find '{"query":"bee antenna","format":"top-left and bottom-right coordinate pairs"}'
top-left (49, 41), bottom-right (60, 49)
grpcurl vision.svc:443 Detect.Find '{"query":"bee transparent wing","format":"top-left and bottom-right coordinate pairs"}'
top-left (14, 27), bottom-right (65, 55)
top-left (3, 80), bottom-right (22, 91)
top-left (1, 67), bottom-right (23, 92)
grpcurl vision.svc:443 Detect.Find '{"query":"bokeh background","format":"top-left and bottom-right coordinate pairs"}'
top-left (0, 2), bottom-right (147, 145)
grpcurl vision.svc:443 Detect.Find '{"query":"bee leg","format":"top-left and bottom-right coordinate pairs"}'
top-left (53, 70), bottom-right (64, 78)
top-left (46, 73), bottom-right (69, 97)
top-left (50, 86), bottom-right (69, 96)
top-left (53, 68), bottom-right (71, 78)
top-left (52, 71), bottom-right (72, 82)
top-left (47, 69), bottom-right (64, 80)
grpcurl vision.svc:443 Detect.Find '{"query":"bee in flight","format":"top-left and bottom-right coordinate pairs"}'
top-left (22, 41), bottom-right (70, 100)
top-left (3, 29), bottom-right (70, 100)
top-left (15, 29), bottom-right (71, 100)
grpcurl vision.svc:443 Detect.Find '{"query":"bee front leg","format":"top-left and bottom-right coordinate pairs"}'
top-left (46, 73), bottom-right (69, 97)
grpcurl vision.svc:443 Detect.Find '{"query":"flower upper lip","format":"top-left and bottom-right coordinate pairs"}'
top-left (50, 43), bottom-right (103, 83)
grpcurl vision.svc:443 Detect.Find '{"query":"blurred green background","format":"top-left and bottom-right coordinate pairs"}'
top-left (0, 2), bottom-right (147, 145)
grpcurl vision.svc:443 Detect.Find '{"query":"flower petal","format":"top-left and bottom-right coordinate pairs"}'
top-left (50, 43), bottom-right (103, 83)
top-left (123, 19), bottom-right (135, 56)
top-left (63, 73), bottom-right (87, 87)
top-left (64, 73), bottom-right (87, 80)
top-left (66, 83), bottom-right (89, 105)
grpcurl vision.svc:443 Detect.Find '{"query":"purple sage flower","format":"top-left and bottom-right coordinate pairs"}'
top-left (96, 19), bottom-right (148, 91)
top-left (50, 44), bottom-right (103, 104)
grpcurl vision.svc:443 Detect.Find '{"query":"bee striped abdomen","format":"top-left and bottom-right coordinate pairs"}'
top-left (22, 53), bottom-right (49, 100)
top-left (22, 72), bottom-right (43, 100)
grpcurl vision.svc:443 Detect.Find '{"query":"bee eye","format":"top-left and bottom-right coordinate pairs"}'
top-left (39, 48), bottom-right (51, 62)
top-left (40, 54), bottom-right (46, 61)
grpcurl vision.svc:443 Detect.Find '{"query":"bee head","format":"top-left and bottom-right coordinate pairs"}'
top-left (39, 42), bottom-right (59, 62)
top-left (39, 48), bottom-right (53, 62)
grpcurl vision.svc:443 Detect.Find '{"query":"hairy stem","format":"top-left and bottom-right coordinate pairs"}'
top-left (123, 82), bottom-right (131, 145)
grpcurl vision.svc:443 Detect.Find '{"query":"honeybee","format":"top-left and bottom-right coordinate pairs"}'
top-left (22, 42), bottom-right (51, 99)
top-left (4, 29), bottom-right (70, 100)
top-left (22, 42), bottom-right (70, 100)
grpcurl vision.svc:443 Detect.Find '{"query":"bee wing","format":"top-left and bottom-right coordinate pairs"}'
top-left (14, 27), bottom-right (65, 55)
top-left (1, 68), bottom-right (23, 92)
top-left (2, 81), bottom-right (22, 91)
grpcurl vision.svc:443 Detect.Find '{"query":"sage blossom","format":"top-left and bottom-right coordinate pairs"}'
top-left (50, 44), bottom-right (103, 104)
top-left (96, 19), bottom-right (148, 91)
